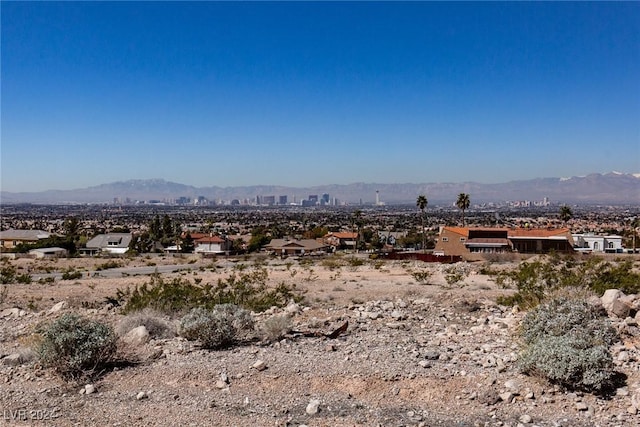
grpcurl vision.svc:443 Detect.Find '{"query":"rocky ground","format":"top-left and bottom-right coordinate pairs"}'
top-left (1, 255), bottom-right (639, 426)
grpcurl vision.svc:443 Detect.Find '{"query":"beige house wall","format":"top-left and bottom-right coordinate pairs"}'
top-left (434, 229), bottom-right (468, 256)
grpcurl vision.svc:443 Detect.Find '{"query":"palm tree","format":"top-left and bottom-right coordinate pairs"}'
top-left (416, 195), bottom-right (428, 252)
top-left (456, 193), bottom-right (471, 226)
top-left (559, 205), bottom-right (573, 225)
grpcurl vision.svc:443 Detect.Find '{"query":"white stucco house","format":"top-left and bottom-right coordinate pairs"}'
top-left (29, 247), bottom-right (68, 259)
top-left (572, 233), bottom-right (624, 253)
top-left (194, 235), bottom-right (231, 255)
top-left (83, 233), bottom-right (133, 255)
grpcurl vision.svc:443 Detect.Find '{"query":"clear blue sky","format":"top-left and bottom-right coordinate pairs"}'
top-left (2, 1), bottom-right (639, 192)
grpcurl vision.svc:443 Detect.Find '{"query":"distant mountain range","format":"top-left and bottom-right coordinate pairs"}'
top-left (1, 172), bottom-right (639, 205)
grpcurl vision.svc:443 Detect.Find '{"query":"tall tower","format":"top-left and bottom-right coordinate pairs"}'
top-left (376, 190), bottom-right (380, 206)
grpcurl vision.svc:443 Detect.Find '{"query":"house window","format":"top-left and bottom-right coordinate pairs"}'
top-left (442, 237), bottom-right (448, 242)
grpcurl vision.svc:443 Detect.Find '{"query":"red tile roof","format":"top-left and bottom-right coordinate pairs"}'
top-left (441, 226), bottom-right (570, 239)
top-left (328, 232), bottom-right (358, 239)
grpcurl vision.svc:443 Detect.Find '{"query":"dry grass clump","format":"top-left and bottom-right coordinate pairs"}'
top-left (260, 315), bottom-right (291, 342)
top-left (179, 304), bottom-right (254, 349)
top-left (116, 308), bottom-right (176, 339)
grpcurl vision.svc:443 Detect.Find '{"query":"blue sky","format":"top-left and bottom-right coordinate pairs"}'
top-left (2, 1), bottom-right (639, 192)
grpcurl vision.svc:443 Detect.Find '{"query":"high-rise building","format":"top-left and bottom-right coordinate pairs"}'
top-left (263, 195), bottom-right (275, 206)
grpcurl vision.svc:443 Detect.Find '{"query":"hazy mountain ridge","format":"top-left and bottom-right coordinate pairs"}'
top-left (1, 172), bottom-right (638, 205)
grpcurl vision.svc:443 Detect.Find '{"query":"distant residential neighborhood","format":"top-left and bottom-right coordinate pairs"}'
top-left (1, 200), bottom-right (638, 260)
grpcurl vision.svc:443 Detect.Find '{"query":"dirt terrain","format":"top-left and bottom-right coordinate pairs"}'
top-left (1, 254), bottom-right (639, 426)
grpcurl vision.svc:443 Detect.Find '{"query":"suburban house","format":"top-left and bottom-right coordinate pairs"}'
top-left (572, 233), bottom-right (624, 253)
top-left (265, 238), bottom-right (330, 256)
top-left (82, 233), bottom-right (133, 255)
top-left (434, 227), bottom-right (574, 256)
top-left (0, 229), bottom-right (51, 250)
top-left (29, 247), bottom-right (68, 259)
top-left (194, 235), bottom-right (232, 255)
top-left (323, 232), bottom-right (358, 250)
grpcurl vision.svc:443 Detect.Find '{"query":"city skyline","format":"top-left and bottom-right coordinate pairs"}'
top-left (2, 2), bottom-right (639, 192)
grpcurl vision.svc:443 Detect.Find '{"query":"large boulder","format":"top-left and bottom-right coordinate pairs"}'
top-left (122, 326), bottom-right (150, 346)
top-left (610, 299), bottom-right (632, 319)
top-left (601, 289), bottom-right (624, 312)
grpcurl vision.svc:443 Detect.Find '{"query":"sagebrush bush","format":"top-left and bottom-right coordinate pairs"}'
top-left (37, 313), bottom-right (117, 380)
top-left (520, 297), bottom-right (617, 347)
top-left (520, 336), bottom-right (615, 392)
top-left (519, 297), bottom-right (619, 393)
top-left (180, 304), bottom-right (254, 349)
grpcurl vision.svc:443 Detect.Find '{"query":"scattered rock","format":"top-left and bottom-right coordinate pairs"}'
top-left (252, 360), bottom-right (267, 371)
top-left (424, 351), bottom-right (440, 360)
top-left (611, 299), bottom-right (632, 319)
top-left (0, 308), bottom-right (20, 318)
top-left (136, 391), bottom-right (148, 400)
top-left (519, 414), bottom-right (532, 423)
top-left (306, 399), bottom-right (321, 415)
top-left (575, 402), bottom-right (589, 411)
top-left (499, 392), bottom-right (514, 403)
top-left (2, 353), bottom-right (24, 366)
top-left (48, 301), bottom-right (67, 314)
top-left (480, 390), bottom-right (501, 406)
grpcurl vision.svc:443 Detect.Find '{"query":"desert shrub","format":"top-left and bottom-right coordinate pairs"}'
top-left (371, 260), bottom-right (385, 270)
top-left (520, 298), bottom-right (617, 347)
top-left (116, 270), bottom-right (304, 314)
top-left (321, 258), bottom-right (345, 270)
top-left (96, 260), bottom-right (123, 271)
top-left (180, 304), bottom-right (253, 348)
top-left (411, 269), bottom-right (432, 284)
top-left (118, 275), bottom-right (208, 314)
top-left (116, 309), bottom-right (176, 338)
top-left (519, 297), bottom-right (619, 393)
top-left (586, 259), bottom-right (640, 295)
top-left (520, 336), bottom-right (616, 393)
top-left (479, 263), bottom-right (501, 276)
top-left (16, 273), bottom-right (32, 284)
top-left (36, 313), bottom-right (117, 380)
top-left (347, 257), bottom-right (365, 267)
top-left (260, 315), bottom-right (291, 342)
top-left (497, 257), bottom-right (640, 308)
top-left (444, 264), bottom-right (468, 286)
top-left (61, 268), bottom-right (83, 280)
top-left (1, 264), bottom-right (16, 284)
top-left (209, 270), bottom-right (304, 312)
top-left (0, 284), bottom-right (7, 305)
